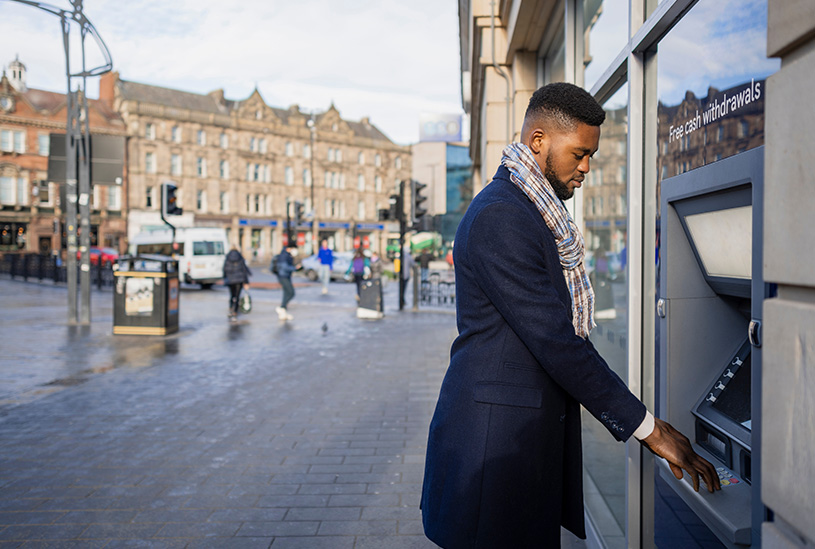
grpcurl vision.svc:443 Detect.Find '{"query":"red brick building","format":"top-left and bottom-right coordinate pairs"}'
top-left (0, 57), bottom-right (126, 255)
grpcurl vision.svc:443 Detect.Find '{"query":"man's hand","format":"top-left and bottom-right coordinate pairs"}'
top-left (641, 417), bottom-right (721, 493)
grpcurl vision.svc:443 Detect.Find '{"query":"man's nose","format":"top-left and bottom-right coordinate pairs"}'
top-left (578, 156), bottom-right (591, 174)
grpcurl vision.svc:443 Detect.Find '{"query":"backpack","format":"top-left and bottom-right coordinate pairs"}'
top-left (271, 254), bottom-right (280, 275)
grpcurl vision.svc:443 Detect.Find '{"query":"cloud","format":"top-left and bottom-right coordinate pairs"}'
top-left (0, 0), bottom-right (463, 144)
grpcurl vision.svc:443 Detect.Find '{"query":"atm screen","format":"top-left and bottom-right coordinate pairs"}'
top-left (684, 205), bottom-right (752, 280)
top-left (711, 353), bottom-right (752, 430)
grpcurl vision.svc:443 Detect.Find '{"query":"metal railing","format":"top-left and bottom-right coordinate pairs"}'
top-left (414, 268), bottom-right (456, 309)
top-left (0, 253), bottom-right (115, 289)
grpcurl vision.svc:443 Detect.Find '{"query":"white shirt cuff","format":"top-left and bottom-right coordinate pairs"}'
top-left (632, 410), bottom-right (655, 440)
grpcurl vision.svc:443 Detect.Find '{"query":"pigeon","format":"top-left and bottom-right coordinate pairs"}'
top-left (321, 322), bottom-right (328, 335)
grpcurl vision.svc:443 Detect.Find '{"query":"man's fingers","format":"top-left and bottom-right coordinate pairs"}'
top-left (669, 462), bottom-right (683, 481)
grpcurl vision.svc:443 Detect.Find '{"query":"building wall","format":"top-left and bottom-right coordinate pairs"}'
top-left (106, 73), bottom-right (411, 262)
top-left (761, 1), bottom-right (815, 546)
top-left (0, 67), bottom-right (126, 256)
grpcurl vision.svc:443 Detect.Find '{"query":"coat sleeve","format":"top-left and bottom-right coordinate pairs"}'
top-left (465, 199), bottom-right (646, 441)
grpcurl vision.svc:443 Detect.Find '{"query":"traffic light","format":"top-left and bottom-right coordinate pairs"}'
top-left (294, 201), bottom-right (304, 227)
top-left (161, 182), bottom-right (183, 216)
top-left (378, 208), bottom-right (391, 221)
top-left (388, 193), bottom-right (403, 223)
top-left (411, 180), bottom-right (428, 227)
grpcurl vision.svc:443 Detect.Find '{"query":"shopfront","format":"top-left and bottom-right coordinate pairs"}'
top-left (461, 0), bottom-right (813, 546)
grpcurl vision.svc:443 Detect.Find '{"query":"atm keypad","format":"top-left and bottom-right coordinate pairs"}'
top-left (716, 467), bottom-right (741, 487)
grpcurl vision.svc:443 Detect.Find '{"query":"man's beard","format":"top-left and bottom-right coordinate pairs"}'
top-left (544, 153), bottom-right (573, 201)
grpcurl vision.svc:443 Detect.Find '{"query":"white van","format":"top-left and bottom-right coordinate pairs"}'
top-left (128, 227), bottom-right (229, 288)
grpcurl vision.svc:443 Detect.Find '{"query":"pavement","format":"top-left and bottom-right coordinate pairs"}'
top-left (0, 269), bottom-right (588, 548)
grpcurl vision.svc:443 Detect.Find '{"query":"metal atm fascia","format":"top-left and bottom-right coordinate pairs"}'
top-left (657, 146), bottom-right (765, 548)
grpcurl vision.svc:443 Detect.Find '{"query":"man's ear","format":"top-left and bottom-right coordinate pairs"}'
top-left (528, 128), bottom-right (548, 155)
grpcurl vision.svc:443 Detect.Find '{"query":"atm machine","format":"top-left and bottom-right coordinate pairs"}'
top-left (657, 146), bottom-right (769, 547)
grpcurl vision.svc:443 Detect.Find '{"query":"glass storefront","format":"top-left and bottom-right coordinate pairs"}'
top-left (656, 0), bottom-right (779, 184)
top-left (583, 0), bottom-right (629, 91)
top-left (583, 83), bottom-right (629, 548)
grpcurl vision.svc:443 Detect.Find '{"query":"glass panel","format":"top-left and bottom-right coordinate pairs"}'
top-left (582, 83), bottom-right (629, 546)
top-left (583, 0), bottom-right (629, 91)
top-left (656, 0), bottom-right (779, 179)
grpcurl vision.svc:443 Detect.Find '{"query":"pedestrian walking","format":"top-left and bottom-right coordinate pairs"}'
top-left (346, 248), bottom-right (369, 300)
top-left (418, 249), bottom-right (433, 281)
top-left (222, 246), bottom-right (251, 322)
top-left (368, 250), bottom-right (384, 281)
top-left (420, 82), bottom-right (719, 548)
top-left (274, 246), bottom-right (297, 321)
top-left (318, 239), bottom-right (334, 295)
top-left (369, 250), bottom-right (385, 313)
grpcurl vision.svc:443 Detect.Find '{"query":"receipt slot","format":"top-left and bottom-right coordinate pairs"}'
top-left (657, 146), bottom-right (769, 547)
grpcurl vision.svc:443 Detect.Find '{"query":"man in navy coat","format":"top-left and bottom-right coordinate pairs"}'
top-left (420, 83), bottom-right (719, 548)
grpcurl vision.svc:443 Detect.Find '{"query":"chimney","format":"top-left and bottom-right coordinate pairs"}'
top-left (99, 71), bottom-right (118, 107)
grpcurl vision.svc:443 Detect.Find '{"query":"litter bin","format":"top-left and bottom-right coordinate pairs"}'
top-left (113, 255), bottom-right (180, 335)
top-left (357, 278), bottom-right (384, 319)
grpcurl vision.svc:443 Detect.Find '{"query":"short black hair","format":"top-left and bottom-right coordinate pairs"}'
top-left (525, 82), bottom-right (606, 130)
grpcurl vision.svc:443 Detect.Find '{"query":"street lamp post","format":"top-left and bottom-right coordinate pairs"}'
top-left (307, 116), bottom-right (317, 254)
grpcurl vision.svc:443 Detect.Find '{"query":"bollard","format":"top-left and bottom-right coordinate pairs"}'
top-left (413, 265), bottom-right (419, 311)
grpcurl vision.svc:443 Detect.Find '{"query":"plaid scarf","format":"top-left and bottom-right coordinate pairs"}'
top-left (501, 142), bottom-right (595, 338)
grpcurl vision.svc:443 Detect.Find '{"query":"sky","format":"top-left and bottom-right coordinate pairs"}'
top-left (0, 0), bottom-right (464, 145)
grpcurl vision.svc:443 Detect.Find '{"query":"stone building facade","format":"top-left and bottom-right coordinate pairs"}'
top-left (101, 72), bottom-right (410, 263)
top-left (0, 57), bottom-right (126, 255)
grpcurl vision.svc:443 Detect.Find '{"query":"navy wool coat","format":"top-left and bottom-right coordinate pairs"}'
top-left (421, 166), bottom-right (646, 548)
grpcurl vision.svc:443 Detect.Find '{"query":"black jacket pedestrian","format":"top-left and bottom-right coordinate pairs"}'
top-left (223, 249), bottom-right (251, 285)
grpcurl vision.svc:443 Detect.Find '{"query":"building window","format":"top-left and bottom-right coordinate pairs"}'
top-left (37, 180), bottom-right (50, 205)
top-left (260, 138), bottom-right (267, 154)
top-left (250, 137), bottom-right (256, 153)
top-left (303, 168), bottom-right (311, 187)
top-left (220, 159), bottom-right (229, 180)
top-left (739, 120), bottom-right (749, 138)
top-left (246, 194), bottom-right (251, 213)
top-left (395, 156), bottom-right (401, 169)
top-left (358, 152), bottom-right (364, 165)
top-left (145, 152), bottom-right (156, 174)
top-left (220, 132), bottom-right (228, 148)
top-left (197, 130), bottom-right (206, 146)
top-left (336, 149), bottom-right (343, 163)
top-left (171, 154), bottom-right (182, 176)
top-left (197, 190), bottom-right (205, 212)
top-left (255, 194), bottom-right (261, 213)
top-left (285, 166), bottom-right (294, 186)
top-left (38, 134), bottom-right (49, 156)
top-left (197, 157), bottom-right (207, 178)
top-left (303, 143), bottom-right (311, 159)
top-left (253, 163), bottom-right (261, 182)
top-left (375, 154), bottom-right (382, 167)
top-left (285, 142), bottom-right (293, 157)
top-left (107, 186), bottom-right (121, 210)
top-left (717, 126), bottom-right (724, 142)
top-left (1, 129), bottom-right (25, 153)
top-left (328, 148), bottom-right (335, 162)
top-left (146, 186), bottom-right (154, 208)
top-left (324, 171), bottom-right (330, 188)
top-left (358, 174), bottom-right (365, 191)
top-left (220, 191), bottom-right (228, 213)
top-left (0, 176), bottom-right (19, 204)
top-left (172, 126), bottom-right (181, 143)
top-left (358, 200), bottom-right (365, 219)
top-left (145, 123), bottom-right (155, 140)
top-left (375, 175), bottom-right (382, 193)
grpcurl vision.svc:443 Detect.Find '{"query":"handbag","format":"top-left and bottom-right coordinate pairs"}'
top-left (239, 291), bottom-right (252, 313)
